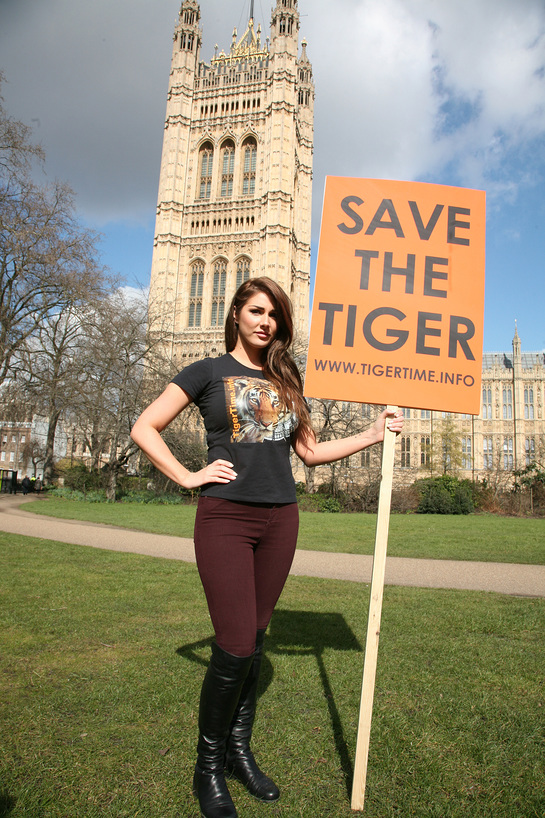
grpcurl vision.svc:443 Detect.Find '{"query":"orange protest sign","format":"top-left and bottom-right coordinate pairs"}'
top-left (304, 177), bottom-right (486, 414)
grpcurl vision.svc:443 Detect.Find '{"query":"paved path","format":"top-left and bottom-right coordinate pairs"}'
top-left (1, 495), bottom-right (544, 598)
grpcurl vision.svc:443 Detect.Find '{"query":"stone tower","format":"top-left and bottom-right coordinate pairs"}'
top-left (149, 0), bottom-right (314, 365)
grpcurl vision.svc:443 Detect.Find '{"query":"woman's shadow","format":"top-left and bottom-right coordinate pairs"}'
top-left (177, 609), bottom-right (362, 798)
top-left (0, 789), bottom-right (16, 817)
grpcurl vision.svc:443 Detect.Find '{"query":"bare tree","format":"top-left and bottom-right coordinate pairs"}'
top-left (295, 343), bottom-right (383, 499)
top-left (482, 443), bottom-right (516, 501)
top-left (71, 289), bottom-right (167, 501)
top-left (18, 301), bottom-right (89, 483)
top-left (21, 437), bottom-right (47, 478)
top-left (306, 398), bottom-right (383, 499)
top-left (0, 76), bottom-right (107, 387)
top-left (0, 72), bottom-right (44, 180)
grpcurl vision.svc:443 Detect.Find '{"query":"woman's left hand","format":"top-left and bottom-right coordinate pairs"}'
top-left (372, 408), bottom-right (404, 441)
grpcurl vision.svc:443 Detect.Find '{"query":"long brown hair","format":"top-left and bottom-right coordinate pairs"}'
top-left (225, 277), bottom-right (312, 438)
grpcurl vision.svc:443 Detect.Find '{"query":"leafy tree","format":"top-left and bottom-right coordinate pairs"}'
top-left (429, 415), bottom-right (464, 475)
top-left (514, 461), bottom-right (545, 513)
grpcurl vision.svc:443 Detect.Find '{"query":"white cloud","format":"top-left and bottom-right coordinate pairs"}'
top-left (300, 0), bottom-right (545, 233)
top-left (310, 0), bottom-right (437, 181)
top-left (113, 286), bottom-right (149, 308)
top-left (424, 0), bottom-right (545, 177)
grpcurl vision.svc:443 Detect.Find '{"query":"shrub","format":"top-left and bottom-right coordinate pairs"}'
top-left (48, 487), bottom-right (86, 500)
top-left (315, 495), bottom-right (342, 513)
top-left (295, 485), bottom-right (343, 512)
top-left (59, 464), bottom-right (103, 494)
top-left (514, 465), bottom-right (545, 515)
top-left (414, 475), bottom-right (475, 514)
top-left (342, 481), bottom-right (380, 513)
top-left (118, 491), bottom-right (186, 505)
top-left (47, 486), bottom-right (106, 502)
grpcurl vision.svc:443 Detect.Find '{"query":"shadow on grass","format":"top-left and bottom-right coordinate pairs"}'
top-left (177, 609), bottom-right (361, 799)
top-left (0, 789), bottom-right (16, 817)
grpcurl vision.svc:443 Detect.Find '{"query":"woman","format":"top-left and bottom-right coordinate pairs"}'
top-left (131, 277), bottom-right (403, 818)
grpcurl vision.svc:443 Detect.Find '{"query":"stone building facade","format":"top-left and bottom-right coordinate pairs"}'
top-left (149, 0), bottom-right (314, 365)
top-left (395, 327), bottom-right (545, 481)
top-left (292, 327), bottom-right (545, 489)
top-left (0, 417), bottom-right (68, 482)
top-left (0, 422), bottom-right (30, 475)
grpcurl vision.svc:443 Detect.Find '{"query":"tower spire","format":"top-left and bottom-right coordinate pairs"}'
top-left (249, 0), bottom-right (254, 22)
top-left (512, 320), bottom-right (521, 360)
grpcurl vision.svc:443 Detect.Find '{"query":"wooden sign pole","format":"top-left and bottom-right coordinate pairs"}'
top-left (351, 405), bottom-right (398, 811)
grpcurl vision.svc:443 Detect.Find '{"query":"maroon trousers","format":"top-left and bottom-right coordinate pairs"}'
top-left (194, 496), bottom-right (299, 656)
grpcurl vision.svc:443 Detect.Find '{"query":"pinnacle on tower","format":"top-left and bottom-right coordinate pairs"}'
top-left (173, 0), bottom-right (202, 68)
top-left (270, 0), bottom-right (300, 56)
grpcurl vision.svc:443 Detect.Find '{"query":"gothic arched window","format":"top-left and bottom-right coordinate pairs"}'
top-left (502, 387), bottom-right (513, 419)
top-left (526, 437), bottom-right (535, 466)
top-left (242, 137), bottom-right (257, 196)
top-left (483, 436), bottom-right (493, 470)
top-left (421, 436), bottom-right (431, 467)
top-left (482, 386), bottom-right (492, 419)
top-left (211, 258), bottom-right (227, 326)
top-left (400, 436), bottom-right (411, 468)
top-left (220, 140), bottom-right (235, 197)
top-left (503, 437), bottom-right (513, 471)
top-left (524, 387), bottom-right (534, 419)
top-left (236, 256), bottom-right (251, 288)
top-left (188, 261), bottom-right (204, 327)
top-left (461, 437), bottom-right (471, 469)
top-left (199, 142), bottom-right (213, 199)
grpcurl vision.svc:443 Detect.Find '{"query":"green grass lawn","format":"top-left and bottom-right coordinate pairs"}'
top-left (1, 532), bottom-right (543, 817)
top-left (24, 496), bottom-right (545, 564)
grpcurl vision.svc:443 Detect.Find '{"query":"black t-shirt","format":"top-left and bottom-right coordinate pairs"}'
top-left (171, 354), bottom-right (299, 503)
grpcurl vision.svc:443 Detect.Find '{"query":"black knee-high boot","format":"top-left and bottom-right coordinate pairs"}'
top-left (225, 629), bottom-right (280, 802)
top-left (193, 642), bottom-right (254, 818)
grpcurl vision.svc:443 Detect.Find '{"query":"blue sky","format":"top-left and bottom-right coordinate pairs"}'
top-left (1, 0), bottom-right (544, 352)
